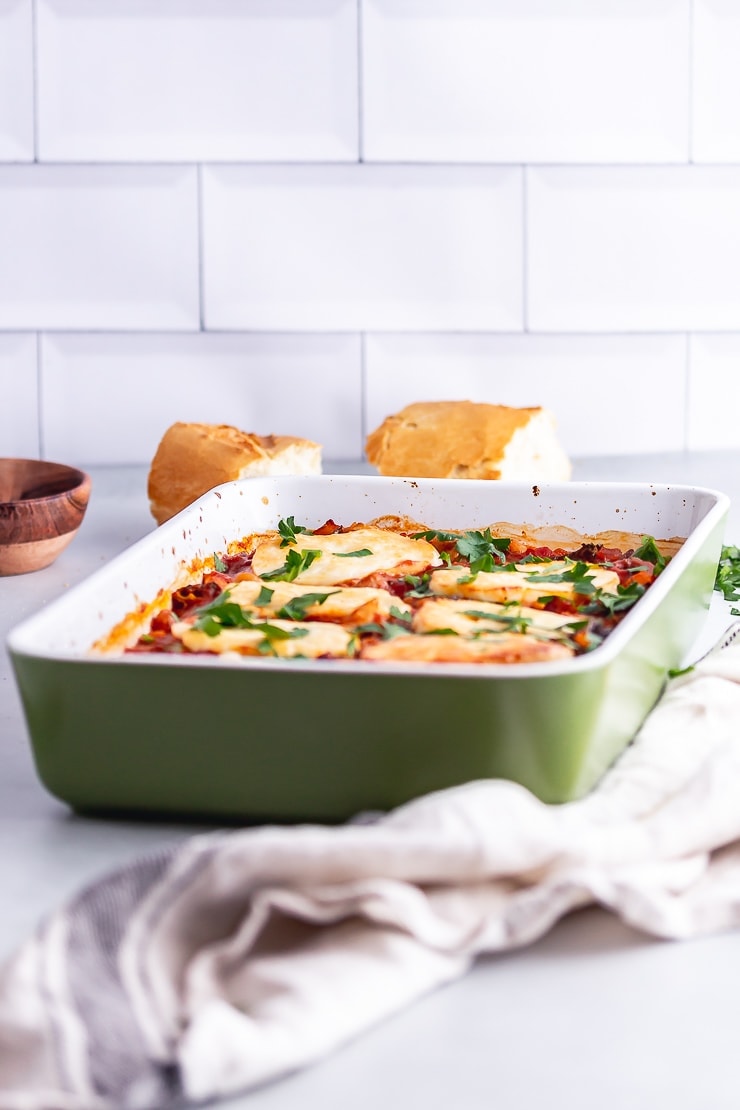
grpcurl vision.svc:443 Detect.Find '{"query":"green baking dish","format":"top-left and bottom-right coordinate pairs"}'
top-left (6, 476), bottom-right (728, 821)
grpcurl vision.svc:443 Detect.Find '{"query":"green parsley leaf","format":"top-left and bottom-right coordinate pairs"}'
top-left (254, 585), bottom-right (275, 606)
top-left (462, 609), bottom-right (532, 634)
top-left (715, 545), bottom-right (740, 605)
top-left (456, 529), bottom-right (510, 574)
top-left (404, 573), bottom-right (432, 598)
top-left (334, 548), bottom-right (373, 558)
top-left (634, 535), bottom-right (667, 573)
top-left (192, 591), bottom-right (311, 644)
top-left (582, 582), bottom-right (645, 616)
top-left (213, 552), bottom-right (228, 573)
top-left (276, 591), bottom-right (336, 620)
top-left (668, 663), bottom-right (695, 678)
top-left (528, 561), bottom-right (597, 595)
top-left (256, 624), bottom-right (310, 656)
top-left (278, 516), bottom-right (311, 547)
top-left (353, 621), bottom-right (409, 640)
top-left (260, 624), bottom-right (307, 642)
top-left (192, 594), bottom-right (254, 636)
top-left (389, 605), bottom-right (413, 627)
top-left (559, 618), bottom-right (589, 633)
top-left (411, 529), bottom-right (460, 543)
top-left (353, 621), bottom-right (384, 637)
top-left (260, 548), bottom-right (322, 582)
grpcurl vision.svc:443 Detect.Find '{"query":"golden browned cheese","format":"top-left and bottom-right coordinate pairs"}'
top-left (249, 526), bottom-right (442, 584)
top-left (94, 514), bottom-right (685, 661)
top-left (365, 400), bottom-right (572, 481)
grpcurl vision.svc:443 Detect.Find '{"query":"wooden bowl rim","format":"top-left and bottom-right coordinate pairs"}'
top-left (0, 458), bottom-right (91, 506)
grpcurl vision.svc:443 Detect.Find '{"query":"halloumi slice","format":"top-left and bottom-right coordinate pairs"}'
top-left (412, 597), bottom-right (582, 641)
top-left (429, 560), bottom-right (619, 606)
top-left (172, 618), bottom-right (353, 658)
top-left (360, 631), bottom-right (573, 663)
top-left (251, 526), bottom-right (442, 586)
top-left (224, 580), bottom-right (412, 623)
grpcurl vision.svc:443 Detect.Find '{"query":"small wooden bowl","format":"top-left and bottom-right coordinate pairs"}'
top-left (0, 458), bottom-right (92, 575)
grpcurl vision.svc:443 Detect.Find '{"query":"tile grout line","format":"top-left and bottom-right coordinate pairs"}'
top-left (357, 0), bottom-right (364, 162)
top-left (30, 0), bottom-right (39, 161)
top-left (522, 166), bottom-right (529, 333)
top-left (359, 332), bottom-right (367, 454)
top-left (36, 332), bottom-right (44, 458)
top-left (684, 332), bottom-right (692, 451)
top-left (688, 0), bottom-right (694, 164)
top-left (197, 164), bottom-right (205, 330)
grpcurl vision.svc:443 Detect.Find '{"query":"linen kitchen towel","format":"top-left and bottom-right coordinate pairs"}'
top-left (3, 627), bottom-right (740, 1108)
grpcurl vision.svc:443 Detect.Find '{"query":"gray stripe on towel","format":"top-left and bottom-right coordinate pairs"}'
top-left (65, 845), bottom-right (184, 1107)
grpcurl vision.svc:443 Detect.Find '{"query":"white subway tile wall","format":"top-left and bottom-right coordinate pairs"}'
top-left (0, 165), bottom-right (199, 330)
top-left (0, 334), bottom-right (38, 457)
top-left (1, 0), bottom-right (739, 468)
top-left (687, 335), bottom-right (740, 451)
top-left (692, 0), bottom-right (740, 163)
top-left (365, 333), bottom-right (688, 457)
top-left (0, 0), bottom-right (33, 161)
top-left (40, 333), bottom-right (363, 464)
top-left (36, 0), bottom-right (359, 162)
top-left (362, 0), bottom-right (690, 164)
top-left (202, 165), bottom-right (523, 331)
top-left (527, 165), bottom-right (740, 333)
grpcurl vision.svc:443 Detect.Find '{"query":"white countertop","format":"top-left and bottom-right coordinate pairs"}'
top-left (2, 453), bottom-right (740, 1110)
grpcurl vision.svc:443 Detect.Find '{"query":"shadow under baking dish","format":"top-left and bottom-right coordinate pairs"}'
top-left (6, 475), bottom-right (729, 823)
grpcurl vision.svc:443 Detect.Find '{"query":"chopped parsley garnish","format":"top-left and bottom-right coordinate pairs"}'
top-left (276, 591), bottom-right (336, 620)
top-left (131, 516), bottom-right (668, 663)
top-left (633, 535), bottom-right (667, 573)
top-left (411, 529), bottom-right (460, 543)
top-left (260, 548), bottom-right (322, 582)
top-left (404, 573), bottom-right (432, 598)
top-left (668, 663), bottom-right (695, 678)
top-left (455, 529), bottom-right (511, 574)
top-left (256, 627), bottom-right (310, 656)
top-left (354, 605), bottom-right (412, 640)
top-left (559, 618), bottom-right (590, 633)
top-left (588, 582), bottom-right (646, 615)
top-left (254, 585), bottom-right (275, 606)
top-left (191, 594), bottom-right (252, 635)
top-left (354, 620), bottom-right (409, 640)
top-left (528, 561), bottom-right (597, 595)
top-left (462, 609), bottom-right (532, 634)
top-left (389, 605), bottom-right (413, 626)
top-left (192, 592), bottom-right (307, 644)
top-left (278, 516), bottom-right (311, 547)
top-left (715, 545), bottom-right (740, 615)
top-left (335, 548), bottom-right (373, 558)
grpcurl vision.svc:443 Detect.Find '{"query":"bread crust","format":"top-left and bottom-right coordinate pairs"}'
top-left (147, 422), bottom-right (321, 525)
top-left (365, 401), bottom-right (570, 480)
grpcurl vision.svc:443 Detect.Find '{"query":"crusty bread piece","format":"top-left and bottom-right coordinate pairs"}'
top-left (148, 422), bottom-right (322, 525)
top-left (365, 401), bottom-right (572, 481)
